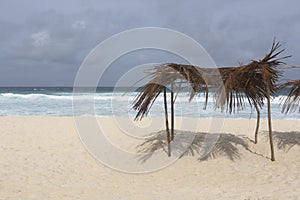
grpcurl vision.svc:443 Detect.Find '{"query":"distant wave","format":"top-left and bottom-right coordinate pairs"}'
top-left (0, 92), bottom-right (288, 104)
top-left (0, 89), bottom-right (298, 119)
top-left (1, 93), bottom-right (73, 100)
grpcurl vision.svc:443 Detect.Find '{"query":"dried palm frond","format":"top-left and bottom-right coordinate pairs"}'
top-left (215, 40), bottom-right (289, 114)
top-left (280, 80), bottom-right (300, 113)
top-left (132, 63), bottom-right (210, 120)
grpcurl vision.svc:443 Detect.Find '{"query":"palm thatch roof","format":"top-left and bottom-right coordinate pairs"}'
top-left (132, 40), bottom-right (289, 120)
top-left (132, 39), bottom-right (289, 161)
top-left (215, 40), bottom-right (289, 113)
top-left (280, 80), bottom-right (300, 113)
top-left (132, 63), bottom-right (211, 120)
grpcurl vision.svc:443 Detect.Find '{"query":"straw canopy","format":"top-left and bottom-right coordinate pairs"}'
top-left (280, 80), bottom-right (300, 113)
top-left (133, 40), bottom-right (288, 119)
top-left (132, 40), bottom-right (290, 161)
top-left (132, 63), bottom-right (215, 156)
top-left (132, 63), bottom-right (210, 120)
top-left (216, 40), bottom-right (288, 113)
top-left (216, 41), bottom-right (289, 150)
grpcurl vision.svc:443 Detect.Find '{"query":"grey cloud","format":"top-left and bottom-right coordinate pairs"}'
top-left (156, 0), bottom-right (300, 66)
top-left (3, 7), bottom-right (149, 65)
top-left (0, 0), bottom-right (299, 86)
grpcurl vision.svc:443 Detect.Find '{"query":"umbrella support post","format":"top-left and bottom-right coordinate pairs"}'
top-left (267, 90), bottom-right (275, 161)
top-left (171, 82), bottom-right (174, 141)
top-left (163, 87), bottom-right (171, 157)
top-left (254, 102), bottom-right (260, 144)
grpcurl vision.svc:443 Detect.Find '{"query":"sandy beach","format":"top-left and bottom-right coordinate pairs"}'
top-left (0, 116), bottom-right (299, 199)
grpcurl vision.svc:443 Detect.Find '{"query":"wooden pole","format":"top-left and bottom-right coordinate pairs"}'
top-left (253, 101), bottom-right (260, 144)
top-left (266, 84), bottom-right (275, 161)
top-left (170, 82), bottom-right (175, 141)
top-left (163, 87), bottom-right (171, 157)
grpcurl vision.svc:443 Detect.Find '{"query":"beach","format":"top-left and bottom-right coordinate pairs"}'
top-left (0, 117), bottom-right (299, 199)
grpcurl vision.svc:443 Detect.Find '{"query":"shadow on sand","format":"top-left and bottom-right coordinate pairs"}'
top-left (137, 130), bottom-right (253, 163)
top-left (137, 131), bottom-right (300, 163)
top-left (269, 131), bottom-right (300, 152)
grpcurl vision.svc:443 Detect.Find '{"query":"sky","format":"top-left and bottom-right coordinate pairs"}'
top-left (0, 0), bottom-right (299, 86)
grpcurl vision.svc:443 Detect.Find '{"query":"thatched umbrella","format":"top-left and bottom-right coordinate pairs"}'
top-left (215, 40), bottom-right (290, 161)
top-left (133, 40), bottom-right (288, 161)
top-left (280, 80), bottom-right (300, 113)
top-left (132, 64), bottom-right (210, 156)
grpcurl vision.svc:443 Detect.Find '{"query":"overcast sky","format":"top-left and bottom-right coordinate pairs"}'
top-left (0, 0), bottom-right (299, 86)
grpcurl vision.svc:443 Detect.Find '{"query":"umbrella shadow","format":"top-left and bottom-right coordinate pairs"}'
top-left (265, 131), bottom-right (300, 152)
top-left (136, 130), bottom-right (253, 163)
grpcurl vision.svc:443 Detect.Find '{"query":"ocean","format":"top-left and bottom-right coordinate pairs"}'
top-left (0, 87), bottom-right (298, 119)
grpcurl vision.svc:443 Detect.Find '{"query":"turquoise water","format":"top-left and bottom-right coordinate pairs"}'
top-left (0, 87), bottom-right (298, 119)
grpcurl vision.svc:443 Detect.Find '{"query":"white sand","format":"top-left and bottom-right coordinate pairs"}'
top-left (0, 117), bottom-right (299, 199)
